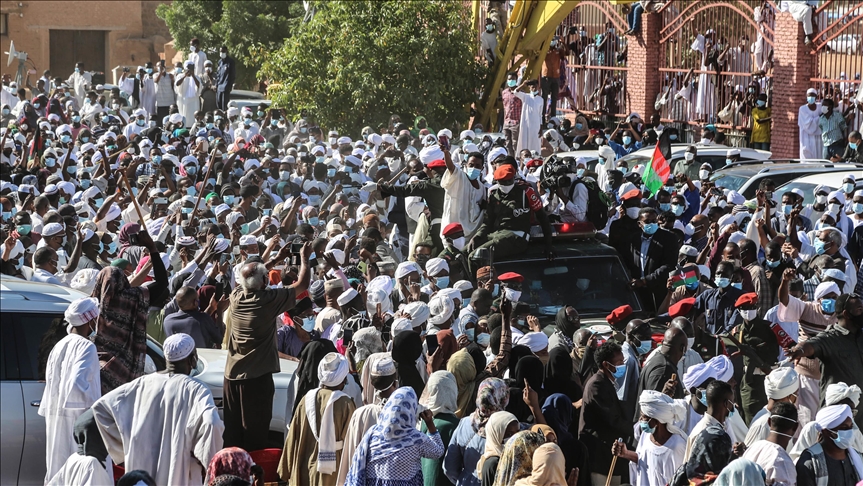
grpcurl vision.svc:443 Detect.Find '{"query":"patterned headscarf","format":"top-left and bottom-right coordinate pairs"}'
top-left (345, 387), bottom-right (426, 486)
top-left (492, 430), bottom-right (547, 486)
top-left (206, 447), bottom-right (254, 485)
top-left (471, 377), bottom-right (510, 436)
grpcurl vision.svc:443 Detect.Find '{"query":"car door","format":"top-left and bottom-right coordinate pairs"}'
top-left (11, 312), bottom-right (65, 486)
top-left (0, 322), bottom-right (24, 486)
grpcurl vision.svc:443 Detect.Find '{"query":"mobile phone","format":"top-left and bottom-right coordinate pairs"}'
top-left (263, 209), bottom-right (272, 217)
top-left (129, 233), bottom-right (140, 246)
top-left (357, 261), bottom-right (368, 273)
top-left (220, 253), bottom-right (228, 264)
top-left (291, 242), bottom-right (304, 254)
top-left (425, 334), bottom-right (439, 356)
top-left (342, 329), bottom-right (354, 345)
top-left (348, 229), bottom-right (357, 237)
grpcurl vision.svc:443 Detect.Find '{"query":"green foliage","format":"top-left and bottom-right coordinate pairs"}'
top-left (156, 0), bottom-right (305, 88)
top-left (262, 0), bottom-right (486, 135)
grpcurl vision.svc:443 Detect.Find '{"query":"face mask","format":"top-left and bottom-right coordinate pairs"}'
top-left (671, 204), bottom-right (684, 216)
top-left (1, 109), bottom-right (9, 115)
top-left (725, 158), bottom-right (734, 166)
top-left (33, 103), bottom-right (41, 109)
top-left (670, 134), bottom-right (678, 141)
top-left (610, 363), bottom-right (626, 379)
top-left (637, 340), bottom-right (653, 355)
top-left (186, 166), bottom-right (197, 176)
top-left (756, 100), bottom-right (766, 107)
top-left (451, 237), bottom-right (466, 251)
top-left (843, 182), bottom-right (855, 193)
top-left (814, 239), bottom-right (827, 255)
top-left (308, 217), bottom-right (319, 227)
top-left (327, 168), bottom-right (337, 178)
top-left (820, 298), bottom-right (835, 314)
top-left (740, 308), bottom-right (758, 320)
top-left (622, 136), bottom-right (632, 146)
top-left (853, 202), bottom-right (863, 214)
top-left (595, 137), bottom-right (604, 145)
top-left (16, 224), bottom-right (31, 235)
top-left (223, 195), bottom-right (236, 205)
top-left (576, 168), bottom-right (585, 178)
top-left (65, 164), bottom-right (76, 174)
top-left (279, 171), bottom-right (291, 181)
top-left (220, 52), bottom-right (227, 59)
top-left (492, 283), bottom-right (500, 297)
top-left (815, 194), bottom-right (828, 205)
top-left (465, 167), bottom-right (481, 181)
top-left (807, 96), bottom-right (816, 104)
top-left (832, 429), bottom-right (855, 449)
top-left (659, 203), bottom-right (671, 212)
top-left (685, 280), bottom-right (699, 291)
top-left (308, 195), bottom-right (322, 206)
top-left (821, 105), bottom-right (829, 114)
top-left (765, 258), bottom-right (781, 269)
top-left (80, 179), bottom-right (91, 189)
top-left (626, 207), bottom-right (641, 219)
top-left (476, 332), bottom-right (491, 347)
top-left (190, 45), bottom-right (197, 52)
top-left (504, 287), bottom-right (521, 302)
top-left (715, 277), bottom-right (731, 289)
top-left (639, 420), bottom-right (656, 435)
top-left (186, 187), bottom-right (196, 196)
top-left (697, 389), bottom-right (709, 407)
top-left (642, 222), bottom-right (659, 235)
top-left (136, 119), bottom-right (146, 127)
top-left (301, 316), bottom-right (316, 332)
top-left (435, 276), bottom-right (450, 288)
top-left (343, 166), bottom-right (353, 174)
top-left (498, 182), bottom-right (514, 194)
top-left (243, 119), bottom-right (252, 127)
top-left (686, 337), bottom-right (695, 351)
top-left (300, 127), bottom-right (308, 134)
top-left (464, 328), bottom-right (476, 342)
top-left (507, 80), bottom-right (517, 87)
top-left (240, 223), bottom-right (250, 235)
top-left (91, 197), bottom-right (104, 207)
top-left (731, 282), bottom-right (743, 290)
top-left (779, 203), bottom-right (793, 216)
top-left (45, 158), bottom-right (56, 167)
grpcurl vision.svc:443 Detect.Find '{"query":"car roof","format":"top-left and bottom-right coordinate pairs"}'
top-left (626, 144), bottom-right (771, 160)
top-left (0, 275), bottom-right (87, 311)
top-left (553, 149), bottom-right (600, 160)
top-left (711, 161), bottom-right (863, 177)
top-left (778, 170), bottom-right (863, 187)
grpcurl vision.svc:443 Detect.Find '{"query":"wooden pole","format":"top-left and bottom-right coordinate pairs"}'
top-left (605, 438), bottom-right (622, 486)
top-left (120, 172), bottom-right (147, 226)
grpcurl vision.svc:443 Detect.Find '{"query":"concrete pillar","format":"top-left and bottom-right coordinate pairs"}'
top-left (770, 12), bottom-right (817, 159)
top-left (626, 9), bottom-right (662, 119)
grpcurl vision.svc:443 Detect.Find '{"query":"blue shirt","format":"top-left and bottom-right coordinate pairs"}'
top-left (608, 140), bottom-right (643, 159)
top-left (693, 287), bottom-right (745, 335)
top-left (443, 417), bottom-right (485, 486)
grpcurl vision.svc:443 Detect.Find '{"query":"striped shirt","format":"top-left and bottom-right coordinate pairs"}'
top-left (818, 111), bottom-right (846, 146)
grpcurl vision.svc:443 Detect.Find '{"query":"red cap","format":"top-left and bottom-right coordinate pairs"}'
top-left (606, 304), bottom-right (633, 325)
top-left (735, 292), bottom-right (758, 307)
top-left (497, 272), bottom-right (524, 283)
top-left (442, 223), bottom-right (464, 237)
top-left (525, 158), bottom-right (543, 168)
top-left (427, 159), bottom-right (446, 169)
top-left (494, 164), bottom-right (516, 180)
top-left (668, 297), bottom-right (696, 318)
top-left (621, 189), bottom-right (642, 201)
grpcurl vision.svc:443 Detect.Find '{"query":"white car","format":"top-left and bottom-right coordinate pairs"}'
top-left (775, 170), bottom-right (863, 205)
top-left (618, 143), bottom-right (772, 173)
top-left (827, 34), bottom-right (860, 55)
top-left (0, 276), bottom-right (297, 486)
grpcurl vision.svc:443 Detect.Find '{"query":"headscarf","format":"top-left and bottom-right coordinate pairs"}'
top-left (206, 448), bottom-right (254, 486)
top-left (447, 349), bottom-right (478, 418)
top-left (73, 408), bottom-right (109, 463)
top-left (477, 411), bottom-right (519, 478)
top-left (292, 340), bottom-right (337, 413)
top-left (508, 345), bottom-right (534, 378)
top-left (513, 443), bottom-right (568, 486)
top-left (353, 327), bottom-right (384, 364)
top-left (345, 387), bottom-right (427, 486)
top-left (531, 424), bottom-right (556, 442)
top-left (198, 285), bottom-right (216, 313)
top-left (91, 266), bottom-right (150, 392)
top-left (471, 377), bottom-right (510, 436)
top-left (713, 458), bottom-right (766, 486)
top-left (391, 331), bottom-right (425, 397)
top-left (544, 347), bottom-right (582, 402)
top-left (492, 430), bottom-right (546, 486)
top-left (541, 394), bottom-right (574, 444)
top-left (553, 308), bottom-right (576, 349)
top-left (638, 390), bottom-right (688, 439)
top-left (420, 370), bottom-right (459, 416)
top-left (508, 355), bottom-right (546, 422)
top-left (466, 343), bottom-right (487, 376)
top-left (431, 328), bottom-right (458, 371)
top-left (117, 222), bottom-right (141, 257)
top-left (825, 382), bottom-right (862, 407)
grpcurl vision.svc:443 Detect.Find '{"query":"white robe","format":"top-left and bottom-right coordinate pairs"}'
top-left (91, 373), bottom-right (224, 486)
top-left (630, 432), bottom-right (686, 486)
top-left (798, 103), bottom-right (822, 160)
top-left (175, 74), bottom-right (202, 128)
top-left (440, 166), bottom-right (485, 239)
top-left (691, 35), bottom-right (714, 118)
top-left (336, 404), bottom-right (381, 486)
top-left (38, 333), bottom-right (101, 483)
top-left (140, 75), bottom-right (156, 117)
top-left (514, 91), bottom-right (543, 154)
top-left (47, 453), bottom-right (113, 486)
top-left (742, 440), bottom-right (797, 486)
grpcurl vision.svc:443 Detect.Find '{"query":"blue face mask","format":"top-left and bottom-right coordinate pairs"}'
top-left (639, 420), bottom-right (656, 435)
top-left (492, 283), bottom-right (500, 297)
top-left (756, 100), bottom-right (766, 107)
top-left (240, 223), bottom-right (250, 235)
top-left (224, 195), bottom-right (235, 205)
top-left (61, 135), bottom-right (72, 144)
top-left (16, 224), bottom-right (31, 235)
top-left (850, 142), bottom-right (858, 150)
top-left (671, 204), bottom-right (684, 216)
top-left (669, 134), bottom-right (678, 141)
top-left (576, 168), bottom-right (585, 178)
top-left (93, 197), bottom-right (104, 207)
top-left (659, 203), bottom-right (671, 212)
top-left (301, 316), bottom-right (316, 332)
top-left (820, 298), bottom-right (835, 314)
top-left (642, 222), bottom-right (659, 235)
top-left (186, 166), bottom-right (197, 176)
top-left (765, 259), bottom-right (781, 269)
top-left (186, 187), bottom-right (196, 196)
top-left (507, 80), bottom-right (517, 87)
top-left (833, 429), bottom-right (855, 450)
top-left (45, 158), bottom-right (56, 167)
top-left (80, 136), bottom-right (89, 143)
top-left (715, 277), bottom-right (731, 288)
top-left (611, 363), bottom-right (626, 379)
top-left (637, 340), bottom-right (653, 355)
top-left (814, 239), bottom-right (827, 255)
top-left (807, 96), bottom-right (817, 104)
top-left (575, 123), bottom-right (583, 130)
top-left (67, 166), bottom-right (76, 174)
top-left (697, 389), bottom-right (709, 408)
top-left (308, 217), bottom-right (319, 227)
top-left (80, 179), bottom-right (91, 189)
top-left (465, 167), bottom-right (481, 181)
top-left (465, 328), bottom-right (476, 342)
top-left (685, 280), bottom-right (699, 291)
top-left (153, 155), bottom-right (162, 164)
top-left (344, 166), bottom-right (353, 174)
top-left (731, 282), bottom-right (743, 290)
top-left (435, 276), bottom-right (450, 288)
top-left (622, 136), bottom-right (632, 146)
top-left (782, 204), bottom-right (793, 215)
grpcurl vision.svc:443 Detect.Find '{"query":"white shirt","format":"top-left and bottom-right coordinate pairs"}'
top-left (632, 432), bottom-right (686, 486)
top-left (440, 165), bottom-right (486, 239)
top-left (46, 453), bottom-right (113, 486)
top-left (189, 50), bottom-right (208, 77)
top-left (742, 440), bottom-right (797, 486)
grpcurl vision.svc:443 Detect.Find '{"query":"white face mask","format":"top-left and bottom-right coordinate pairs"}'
top-left (626, 206), bottom-right (641, 219)
top-left (451, 237), bottom-right (466, 251)
top-left (815, 194), bottom-right (828, 205)
top-left (739, 309), bottom-right (758, 321)
top-left (498, 183), bottom-right (514, 194)
top-left (699, 169), bottom-right (710, 180)
top-left (821, 105), bottom-right (829, 114)
top-left (828, 203), bottom-right (842, 215)
top-left (685, 152), bottom-right (695, 162)
top-left (686, 337), bottom-right (695, 351)
top-left (503, 287), bottom-right (521, 302)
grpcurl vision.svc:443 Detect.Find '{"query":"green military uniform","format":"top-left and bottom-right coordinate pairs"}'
top-left (380, 174), bottom-right (446, 254)
top-left (672, 157), bottom-right (702, 181)
top-left (738, 316), bottom-right (779, 425)
top-left (438, 244), bottom-right (470, 284)
top-left (471, 181), bottom-right (553, 262)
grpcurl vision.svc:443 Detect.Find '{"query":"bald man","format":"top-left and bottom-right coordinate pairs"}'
top-left (637, 327), bottom-right (687, 412)
top-left (645, 317), bottom-right (704, 380)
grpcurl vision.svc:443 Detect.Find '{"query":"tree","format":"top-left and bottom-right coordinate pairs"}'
top-left (261, 0), bottom-right (486, 135)
top-left (156, 0), bottom-right (305, 88)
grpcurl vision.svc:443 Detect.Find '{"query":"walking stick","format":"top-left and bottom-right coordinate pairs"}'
top-left (606, 438), bottom-right (623, 486)
top-left (120, 172), bottom-right (147, 225)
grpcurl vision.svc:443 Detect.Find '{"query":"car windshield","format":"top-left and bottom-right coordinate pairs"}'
top-left (495, 256), bottom-right (641, 318)
top-left (618, 153), bottom-right (651, 168)
top-left (710, 173), bottom-right (750, 192)
top-left (776, 181), bottom-right (837, 206)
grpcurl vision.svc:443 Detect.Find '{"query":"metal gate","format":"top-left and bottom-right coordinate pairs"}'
top-left (49, 30), bottom-right (106, 84)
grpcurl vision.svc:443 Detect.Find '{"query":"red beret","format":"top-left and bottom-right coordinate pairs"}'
top-left (494, 164), bottom-right (516, 180)
top-left (427, 159), bottom-right (446, 169)
top-left (606, 304), bottom-right (633, 325)
top-left (621, 189), bottom-right (642, 201)
top-left (498, 272), bottom-right (523, 283)
top-left (735, 292), bottom-right (758, 307)
top-left (442, 223), bottom-right (463, 237)
top-left (668, 297), bottom-right (696, 318)
top-left (525, 158), bottom-right (543, 168)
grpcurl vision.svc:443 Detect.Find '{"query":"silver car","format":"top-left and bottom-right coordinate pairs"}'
top-left (0, 276), bottom-right (297, 485)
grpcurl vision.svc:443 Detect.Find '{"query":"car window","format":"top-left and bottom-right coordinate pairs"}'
top-left (711, 173), bottom-right (750, 192)
top-left (698, 156), bottom-right (728, 172)
top-left (1, 323), bottom-right (18, 381)
top-left (494, 256), bottom-right (641, 318)
top-left (776, 182), bottom-right (836, 206)
top-left (9, 313), bottom-right (66, 381)
top-left (741, 173), bottom-right (803, 199)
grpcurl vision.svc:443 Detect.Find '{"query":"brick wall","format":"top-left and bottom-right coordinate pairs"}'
top-left (770, 12), bottom-right (816, 159)
top-left (626, 10), bottom-right (662, 119)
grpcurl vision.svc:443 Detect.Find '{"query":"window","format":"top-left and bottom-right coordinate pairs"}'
top-left (0, 14), bottom-right (7, 36)
top-left (10, 313), bottom-right (66, 381)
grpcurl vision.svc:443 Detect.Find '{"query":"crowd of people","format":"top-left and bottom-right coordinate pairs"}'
top-left (1, 29), bottom-right (863, 486)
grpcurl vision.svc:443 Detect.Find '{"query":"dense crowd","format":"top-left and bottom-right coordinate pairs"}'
top-left (2, 32), bottom-right (863, 486)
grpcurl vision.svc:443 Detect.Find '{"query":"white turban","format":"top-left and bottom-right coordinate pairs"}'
top-left (487, 146), bottom-right (508, 163)
top-left (404, 301), bottom-right (430, 328)
top-left (454, 280), bottom-right (474, 292)
top-left (366, 288), bottom-right (391, 316)
top-left (391, 318), bottom-right (414, 337)
top-left (815, 404), bottom-right (853, 430)
top-left (727, 191), bottom-right (745, 205)
top-left (353, 327), bottom-right (384, 363)
top-left (337, 288), bottom-right (359, 307)
top-left (420, 370), bottom-right (459, 416)
top-left (105, 203), bottom-right (122, 221)
top-left (425, 257), bottom-right (449, 277)
top-left (328, 249), bottom-right (346, 265)
top-left (828, 189), bottom-right (846, 205)
top-left (367, 275), bottom-right (394, 296)
top-left (707, 355), bottom-right (734, 383)
top-left (395, 261), bottom-right (421, 279)
top-left (225, 211), bottom-right (242, 228)
top-left (318, 352), bottom-right (349, 387)
top-left (70, 269), bottom-right (101, 296)
top-left (163, 333), bottom-right (196, 362)
top-left (639, 390), bottom-right (688, 438)
top-left (683, 362), bottom-right (717, 390)
top-left (64, 297), bottom-right (100, 328)
top-left (764, 367), bottom-right (799, 399)
top-left (814, 281), bottom-right (840, 301)
top-left (517, 332), bottom-right (549, 353)
top-left (419, 145), bottom-right (445, 165)
top-left (213, 238), bottom-right (230, 254)
top-left (826, 382), bottom-right (862, 407)
top-left (428, 294), bottom-right (455, 326)
top-left (438, 288), bottom-right (462, 305)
